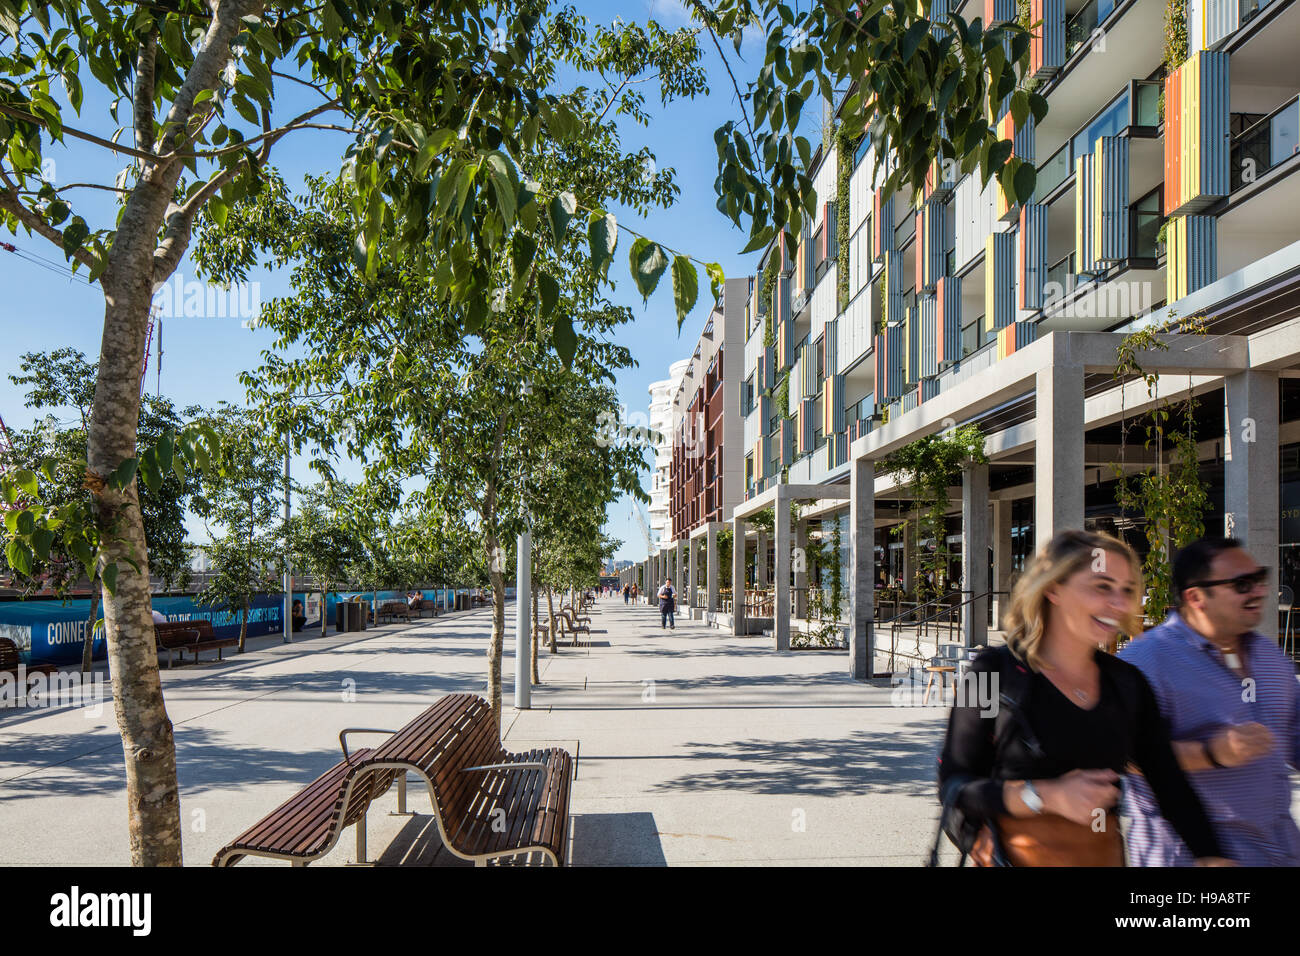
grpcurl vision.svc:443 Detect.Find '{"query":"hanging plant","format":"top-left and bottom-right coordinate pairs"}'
top-left (1111, 314), bottom-right (1211, 624)
top-left (880, 425), bottom-right (988, 602)
top-left (834, 123), bottom-right (859, 314)
top-left (762, 252), bottom-right (778, 349)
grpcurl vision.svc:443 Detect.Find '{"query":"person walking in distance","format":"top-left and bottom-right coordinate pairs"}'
top-left (623, 583), bottom-right (631, 605)
top-left (936, 530), bottom-right (1228, 866)
top-left (1120, 537), bottom-right (1300, 866)
top-left (658, 578), bottom-right (676, 630)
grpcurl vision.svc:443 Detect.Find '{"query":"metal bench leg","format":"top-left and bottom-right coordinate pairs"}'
top-left (390, 773), bottom-right (408, 815)
top-left (354, 809), bottom-right (368, 864)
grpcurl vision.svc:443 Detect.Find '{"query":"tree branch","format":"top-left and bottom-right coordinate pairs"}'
top-left (134, 27), bottom-right (159, 162)
top-left (0, 185), bottom-right (96, 270)
top-left (0, 103), bottom-right (159, 163)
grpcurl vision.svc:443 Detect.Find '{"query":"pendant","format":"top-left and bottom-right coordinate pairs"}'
top-left (1224, 652), bottom-right (1240, 671)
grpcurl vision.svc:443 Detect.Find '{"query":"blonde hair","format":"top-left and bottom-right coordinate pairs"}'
top-left (1002, 530), bottom-right (1141, 670)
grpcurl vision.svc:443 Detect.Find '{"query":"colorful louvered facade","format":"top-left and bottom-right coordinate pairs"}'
top-left (915, 198), bottom-right (946, 293)
top-left (872, 187), bottom-right (896, 260)
top-left (1018, 203), bottom-right (1049, 311)
top-left (934, 275), bottom-right (962, 368)
top-left (1164, 51), bottom-right (1230, 216)
top-left (1028, 0), bottom-right (1065, 79)
top-left (1166, 214), bottom-right (1218, 301)
top-left (996, 320), bottom-right (1038, 360)
top-left (984, 231), bottom-right (1016, 334)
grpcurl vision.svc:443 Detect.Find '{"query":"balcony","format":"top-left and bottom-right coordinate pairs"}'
top-left (1229, 95), bottom-right (1300, 191)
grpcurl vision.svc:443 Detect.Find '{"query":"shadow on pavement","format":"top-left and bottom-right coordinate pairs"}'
top-left (649, 722), bottom-right (944, 799)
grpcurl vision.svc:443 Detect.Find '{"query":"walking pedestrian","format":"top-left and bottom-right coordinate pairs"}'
top-left (623, 583), bottom-right (630, 604)
top-left (658, 578), bottom-right (676, 630)
top-left (935, 530), bottom-right (1228, 866)
top-left (1120, 537), bottom-right (1300, 865)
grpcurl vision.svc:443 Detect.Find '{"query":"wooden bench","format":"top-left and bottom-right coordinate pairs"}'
top-left (212, 747), bottom-right (400, 866)
top-left (0, 637), bottom-right (58, 687)
top-left (377, 601), bottom-right (414, 624)
top-left (213, 693), bottom-right (572, 867)
top-left (154, 619), bottom-right (238, 667)
top-left (412, 597), bottom-right (440, 618)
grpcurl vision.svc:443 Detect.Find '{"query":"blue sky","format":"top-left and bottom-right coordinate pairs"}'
top-left (0, 0), bottom-right (817, 563)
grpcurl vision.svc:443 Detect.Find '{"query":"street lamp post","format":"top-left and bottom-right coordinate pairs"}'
top-left (283, 440), bottom-right (292, 643)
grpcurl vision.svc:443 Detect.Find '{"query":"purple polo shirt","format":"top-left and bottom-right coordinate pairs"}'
top-left (1119, 612), bottom-right (1300, 866)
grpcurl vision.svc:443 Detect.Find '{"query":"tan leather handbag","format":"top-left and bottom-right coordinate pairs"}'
top-left (971, 814), bottom-right (1124, 867)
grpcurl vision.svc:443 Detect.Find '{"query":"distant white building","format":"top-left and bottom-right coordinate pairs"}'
top-left (647, 359), bottom-right (689, 553)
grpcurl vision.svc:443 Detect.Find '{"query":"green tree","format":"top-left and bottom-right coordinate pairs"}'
top-left (283, 480), bottom-right (362, 638)
top-left (698, 0), bottom-right (1046, 252)
top-left (1, 0), bottom-right (713, 863)
top-left (2, 349), bottom-right (197, 669)
top-left (191, 404), bottom-right (280, 652)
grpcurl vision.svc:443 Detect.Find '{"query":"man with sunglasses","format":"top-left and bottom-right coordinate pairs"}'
top-left (1120, 537), bottom-right (1300, 865)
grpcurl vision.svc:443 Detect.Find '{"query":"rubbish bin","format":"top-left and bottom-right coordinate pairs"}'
top-left (336, 601), bottom-right (363, 632)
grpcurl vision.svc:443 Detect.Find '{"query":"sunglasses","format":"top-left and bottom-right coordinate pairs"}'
top-left (1190, 567), bottom-right (1270, 595)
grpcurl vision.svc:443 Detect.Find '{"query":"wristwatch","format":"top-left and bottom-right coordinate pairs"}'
top-left (1021, 780), bottom-right (1044, 814)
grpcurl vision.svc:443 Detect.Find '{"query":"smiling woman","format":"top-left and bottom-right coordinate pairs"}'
top-left (934, 529), bottom-right (1228, 867)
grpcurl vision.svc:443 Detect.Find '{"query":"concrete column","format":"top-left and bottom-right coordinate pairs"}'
top-left (850, 457), bottom-right (876, 680)
top-left (1224, 370), bottom-right (1280, 629)
top-left (732, 517), bottom-right (747, 635)
top-left (706, 523), bottom-right (719, 614)
top-left (514, 530), bottom-right (531, 709)
top-left (775, 486), bottom-right (791, 651)
top-left (687, 537), bottom-right (698, 615)
top-left (794, 518), bottom-right (808, 619)
top-left (681, 538), bottom-right (691, 606)
top-left (962, 463), bottom-right (990, 648)
top-left (757, 531), bottom-right (769, 587)
top-left (1034, 364), bottom-right (1085, 551)
top-left (992, 499), bottom-right (1013, 628)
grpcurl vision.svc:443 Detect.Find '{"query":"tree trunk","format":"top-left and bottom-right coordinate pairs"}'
top-left (530, 579), bottom-right (540, 685)
top-left (89, 272), bottom-right (181, 866)
top-left (485, 528), bottom-right (505, 731)
top-left (79, 0), bottom-right (265, 867)
top-left (545, 587), bottom-right (557, 653)
top-left (82, 570), bottom-right (102, 674)
top-left (239, 601), bottom-right (248, 652)
top-left (321, 588), bottom-right (328, 638)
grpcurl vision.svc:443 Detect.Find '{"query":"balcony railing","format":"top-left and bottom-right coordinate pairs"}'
top-left (1230, 95), bottom-right (1300, 192)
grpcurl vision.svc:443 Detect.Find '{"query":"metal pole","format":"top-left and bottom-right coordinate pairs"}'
top-left (514, 530), bottom-right (531, 709)
top-left (283, 439), bottom-right (292, 643)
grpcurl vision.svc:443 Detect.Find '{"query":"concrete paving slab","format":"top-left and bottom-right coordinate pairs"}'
top-left (0, 598), bottom-right (977, 865)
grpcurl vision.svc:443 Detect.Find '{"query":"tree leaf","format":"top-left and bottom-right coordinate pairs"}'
top-left (671, 256), bottom-right (699, 326)
top-left (588, 211), bottom-right (617, 281)
top-left (13, 468), bottom-right (37, 497)
top-left (510, 231), bottom-right (536, 298)
top-left (548, 191), bottom-right (576, 244)
top-left (6, 539), bottom-right (31, 577)
top-left (552, 312), bottom-right (577, 367)
top-left (101, 561), bottom-right (118, 596)
top-left (706, 262), bottom-right (726, 303)
top-left (30, 527), bottom-right (53, 562)
top-left (537, 271), bottom-right (559, 318)
top-left (628, 237), bottom-right (669, 302)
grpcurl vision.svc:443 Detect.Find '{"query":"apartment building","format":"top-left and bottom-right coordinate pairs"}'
top-left (647, 360), bottom-right (690, 552)
top-left (719, 0), bottom-right (1300, 674)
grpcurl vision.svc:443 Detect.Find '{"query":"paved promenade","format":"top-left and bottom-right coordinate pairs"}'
top-left (0, 599), bottom-right (951, 866)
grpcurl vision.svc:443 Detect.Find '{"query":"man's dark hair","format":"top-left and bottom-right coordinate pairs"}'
top-left (1172, 537), bottom-right (1243, 605)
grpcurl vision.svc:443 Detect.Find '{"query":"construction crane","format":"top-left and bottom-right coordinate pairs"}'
top-left (139, 309), bottom-right (158, 394)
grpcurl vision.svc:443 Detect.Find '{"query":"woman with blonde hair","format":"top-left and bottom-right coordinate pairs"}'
top-left (935, 529), bottom-right (1228, 866)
